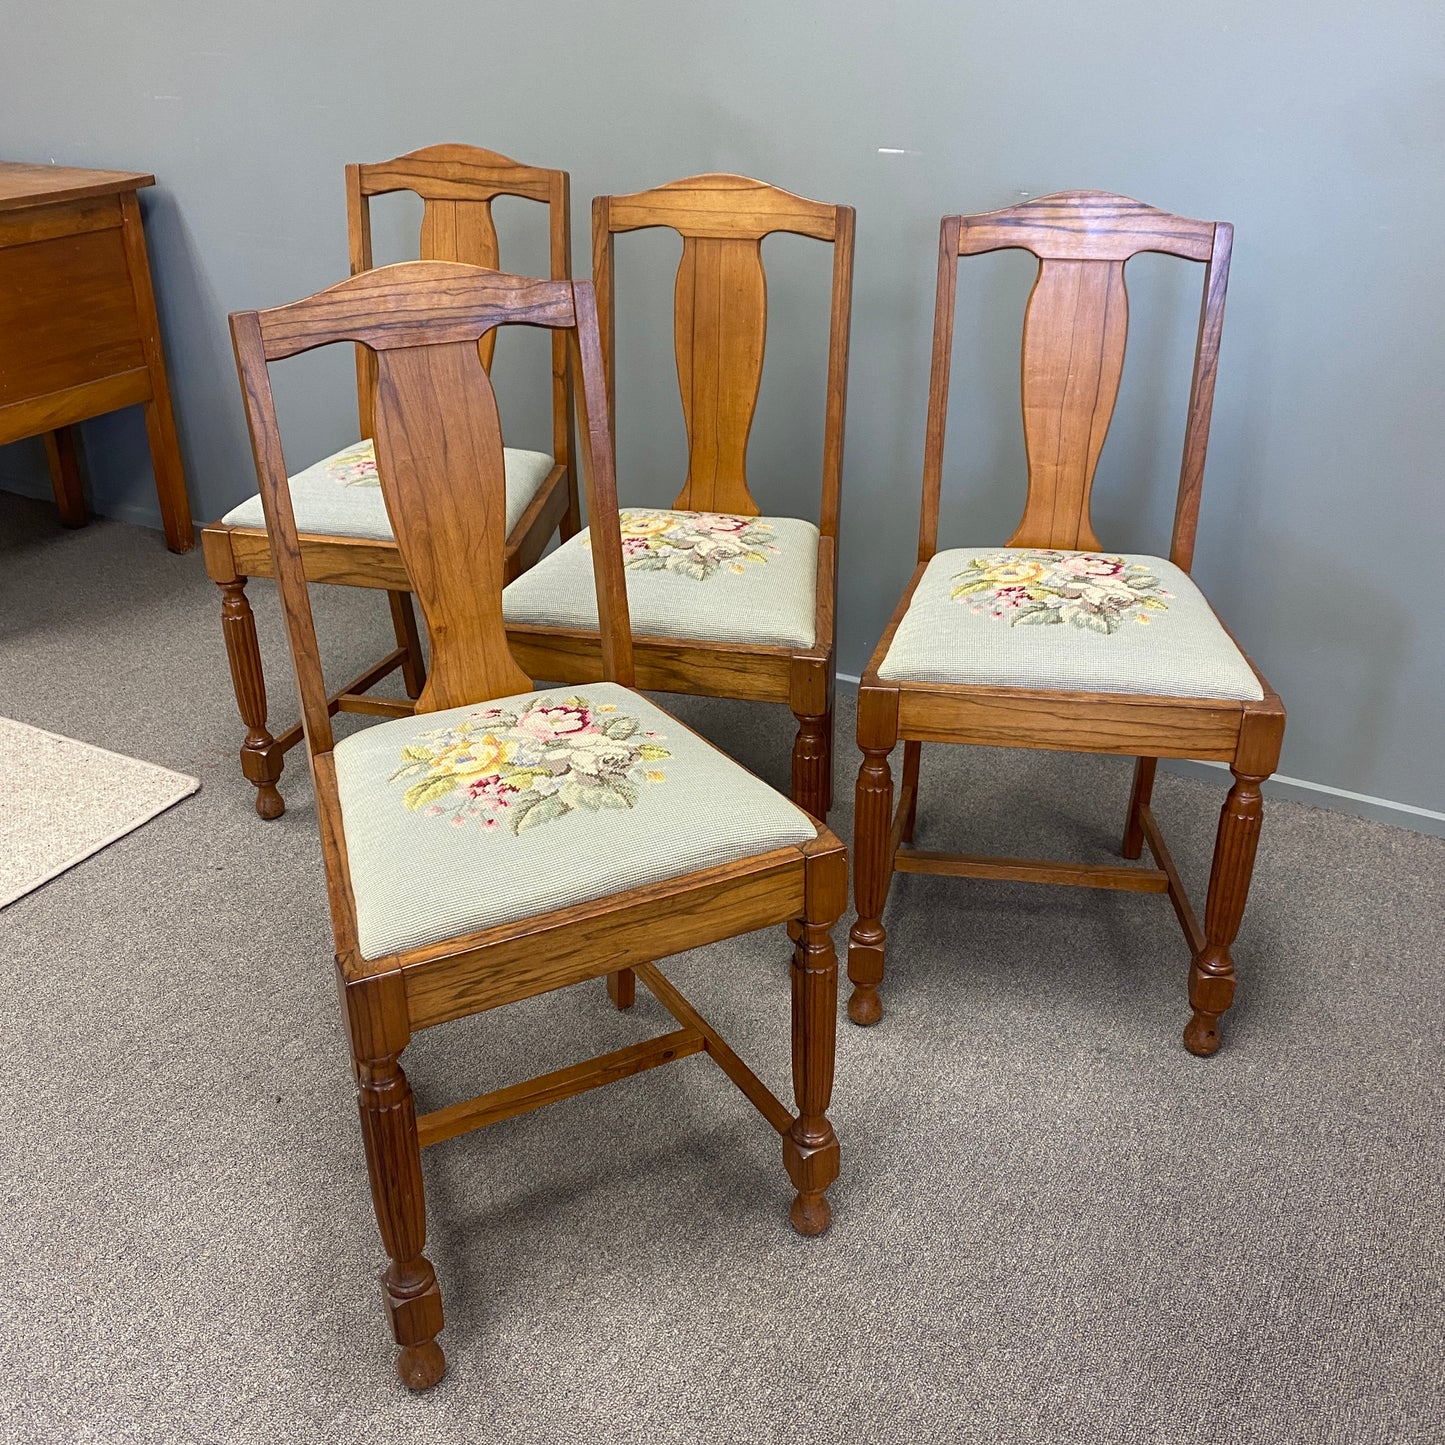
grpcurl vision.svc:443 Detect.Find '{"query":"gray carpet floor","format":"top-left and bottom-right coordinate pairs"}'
top-left (1, 493), bottom-right (1442, 1444)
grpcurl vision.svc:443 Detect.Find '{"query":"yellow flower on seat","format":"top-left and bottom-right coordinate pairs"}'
top-left (984, 560), bottom-right (1045, 585)
top-left (620, 514), bottom-right (672, 538)
top-left (433, 733), bottom-right (515, 780)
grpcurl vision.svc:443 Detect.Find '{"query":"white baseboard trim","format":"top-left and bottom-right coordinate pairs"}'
top-left (834, 671), bottom-right (1445, 839)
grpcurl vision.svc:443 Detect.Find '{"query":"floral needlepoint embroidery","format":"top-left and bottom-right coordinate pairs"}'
top-left (949, 550), bottom-right (1172, 634)
top-left (388, 695), bottom-right (670, 834)
top-left (324, 441), bottom-right (380, 488)
top-left (584, 509), bottom-right (780, 580)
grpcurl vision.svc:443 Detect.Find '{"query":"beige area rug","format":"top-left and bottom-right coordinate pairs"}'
top-left (0, 718), bottom-right (199, 908)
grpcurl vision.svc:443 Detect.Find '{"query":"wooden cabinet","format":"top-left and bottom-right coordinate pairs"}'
top-left (0, 162), bottom-right (192, 551)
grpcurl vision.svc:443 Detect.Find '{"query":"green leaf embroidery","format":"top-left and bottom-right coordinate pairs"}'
top-left (403, 775), bottom-right (458, 811)
top-left (514, 794), bottom-right (569, 833)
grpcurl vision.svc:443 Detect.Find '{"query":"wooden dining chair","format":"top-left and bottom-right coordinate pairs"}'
top-left (502, 173), bottom-right (854, 822)
top-left (204, 144), bottom-right (579, 819)
top-left (231, 260), bottom-right (847, 1389)
top-left (848, 192), bottom-right (1285, 1057)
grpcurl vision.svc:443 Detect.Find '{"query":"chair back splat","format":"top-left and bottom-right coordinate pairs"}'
top-left (347, 143), bottom-right (572, 433)
top-left (231, 262), bottom-right (632, 741)
top-left (920, 190), bottom-right (1232, 571)
top-left (595, 173), bottom-right (854, 531)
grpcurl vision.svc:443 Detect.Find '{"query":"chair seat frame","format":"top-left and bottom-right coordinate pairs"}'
top-left (847, 194), bottom-right (1285, 1057)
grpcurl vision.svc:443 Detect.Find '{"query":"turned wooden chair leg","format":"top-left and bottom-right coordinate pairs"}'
top-left (1122, 756), bottom-right (1157, 859)
top-left (847, 745), bottom-right (895, 1026)
top-left (1184, 768), bottom-right (1268, 1057)
top-left (606, 968), bottom-right (636, 1010)
top-left (784, 917), bottom-right (841, 1236)
top-left (387, 591), bottom-right (427, 700)
top-left (356, 1050), bottom-right (446, 1391)
top-left (790, 708), bottom-right (831, 822)
top-left (217, 577), bottom-right (284, 819)
top-left (900, 741), bottom-right (922, 843)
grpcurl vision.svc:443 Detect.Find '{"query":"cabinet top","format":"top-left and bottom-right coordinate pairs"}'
top-left (0, 162), bottom-right (156, 212)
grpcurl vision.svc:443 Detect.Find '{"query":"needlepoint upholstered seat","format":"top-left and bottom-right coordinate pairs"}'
top-left (231, 260), bottom-right (847, 1391)
top-left (503, 508), bottom-right (821, 648)
top-left (221, 438), bottom-right (557, 544)
top-left (877, 547), bottom-right (1264, 700)
top-left (333, 680), bottom-right (816, 959)
top-left (502, 173), bottom-right (854, 822)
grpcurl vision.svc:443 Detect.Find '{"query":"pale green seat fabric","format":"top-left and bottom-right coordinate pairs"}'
top-left (878, 547), bottom-right (1264, 701)
top-left (221, 438), bottom-right (556, 542)
top-left (333, 681), bottom-right (817, 960)
top-left (502, 509), bottom-right (819, 648)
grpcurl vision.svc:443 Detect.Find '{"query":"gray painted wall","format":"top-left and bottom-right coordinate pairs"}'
top-left (4, 1), bottom-right (1443, 819)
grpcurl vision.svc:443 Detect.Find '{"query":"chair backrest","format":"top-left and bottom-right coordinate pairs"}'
top-left (346, 144), bottom-right (572, 460)
top-left (231, 263), bottom-right (632, 765)
top-left (593, 173), bottom-right (854, 536)
top-left (919, 190), bottom-right (1233, 572)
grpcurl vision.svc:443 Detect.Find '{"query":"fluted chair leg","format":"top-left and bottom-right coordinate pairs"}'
top-left (1184, 768), bottom-right (1268, 1057)
top-left (784, 895), bottom-right (841, 1235)
top-left (217, 576), bottom-right (284, 819)
top-left (847, 745), bottom-right (895, 1025)
top-left (356, 1050), bottom-right (446, 1390)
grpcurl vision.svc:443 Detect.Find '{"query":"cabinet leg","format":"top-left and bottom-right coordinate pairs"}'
top-left (43, 428), bottom-right (87, 528)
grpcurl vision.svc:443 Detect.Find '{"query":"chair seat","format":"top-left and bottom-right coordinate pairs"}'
top-left (878, 547), bottom-right (1264, 700)
top-left (220, 439), bottom-right (556, 542)
top-left (333, 681), bottom-right (816, 959)
top-left (502, 509), bottom-right (819, 648)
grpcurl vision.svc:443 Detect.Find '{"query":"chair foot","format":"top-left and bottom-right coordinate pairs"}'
top-left (789, 1188), bottom-right (832, 1237)
top-left (397, 1339), bottom-right (446, 1392)
top-left (846, 980), bottom-right (883, 1027)
top-left (254, 782), bottom-right (285, 820)
top-left (783, 1122), bottom-right (839, 1238)
top-left (1183, 1009), bottom-right (1222, 1057)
